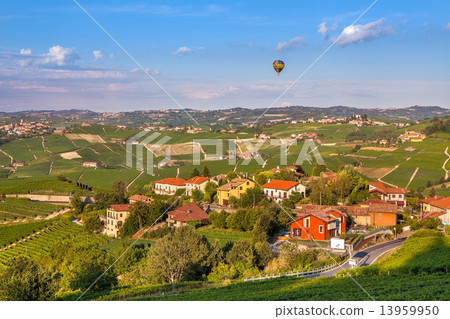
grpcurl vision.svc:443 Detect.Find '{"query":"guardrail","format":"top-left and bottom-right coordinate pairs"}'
top-left (244, 262), bottom-right (339, 282)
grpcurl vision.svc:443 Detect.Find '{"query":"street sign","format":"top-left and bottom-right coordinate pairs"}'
top-left (349, 259), bottom-right (357, 266)
top-left (330, 237), bottom-right (345, 249)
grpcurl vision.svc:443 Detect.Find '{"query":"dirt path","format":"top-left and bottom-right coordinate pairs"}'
top-left (0, 149), bottom-right (13, 165)
top-left (405, 167), bottom-right (419, 189)
top-left (48, 161), bottom-right (53, 175)
top-left (378, 157), bottom-right (411, 188)
top-left (443, 146), bottom-right (450, 179)
top-left (45, 208), bottom-right (70, 220)
top-left (76, 170), bottom-right (85, 182)
top-left (41, 136), bottom-right (52, 154)
top-left (127, 170), bottom-right (144, 190)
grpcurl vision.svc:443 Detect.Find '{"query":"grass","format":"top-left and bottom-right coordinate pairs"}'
top-left (0, 198), bottom-right (64, 221)
top-left (44, 134), bottom-right (79, 153)
top-left (0, 218), bottom-right (111, 267)
top-left (196, 225), bottom-right (251, 246)
top-left (0, 178), bottom-right (88, 195)
top-left (0, 219), bottom-right (56, 247)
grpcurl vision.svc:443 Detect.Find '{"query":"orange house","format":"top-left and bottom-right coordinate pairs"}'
top-left (289, 209), bottom-right (346, 241)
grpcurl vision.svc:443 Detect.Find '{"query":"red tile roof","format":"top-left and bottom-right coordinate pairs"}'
top-left (430, 197), bottom-right (450, 210)
top-left (168, 202), bottom-right (209, 222)
top-left (129, 194), bottom-right (152, 201)
top-left (359, 198), bottom-right (390, 205)
top-left (185, 176), bottom-right (209, 184)
top-left (217, 178), bottom-right (251, 191)
top-left (418, 211), bottom-right (446, 219)
top-left (419, 195), bottom-right (444, 204)
top-left (261, 179), bottom-right (299, 191)
top-left (296, 205), bottom-right (355, 217)
top-left (109, 204), bottom-right (131, 211)
top-left (367, 203), bottom-right (398, 213)
top-left (368, 182), bottom-right (408, 194)
top-left (154, 178), bottom-right (186, 186)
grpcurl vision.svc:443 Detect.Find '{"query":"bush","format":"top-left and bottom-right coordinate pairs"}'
top-left (411, 229), bottom-right (444, 238)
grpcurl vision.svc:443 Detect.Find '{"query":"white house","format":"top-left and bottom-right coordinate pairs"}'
top-left (261, 179), bottom-right (306, 203)
top-left (185, 176), bottom-right (216, 196)
top-left (154, 178), bottom-right (186, 195)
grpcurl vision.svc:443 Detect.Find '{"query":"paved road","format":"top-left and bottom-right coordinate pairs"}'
top-left (307, 238), bottom-right (406, 278)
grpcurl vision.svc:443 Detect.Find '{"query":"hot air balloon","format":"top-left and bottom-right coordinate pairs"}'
top-left (273, 60), bottom-right (284, 76)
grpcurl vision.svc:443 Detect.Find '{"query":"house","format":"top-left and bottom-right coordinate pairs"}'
top-left (398, 130), bottom-right (426, 143)
top-left (289, 208), bottom-right (346, 241)
top-left (167, 202), bottom-right (209, 226)
top-left (185, 176), bottom-right (215, 196)
top-left (129, 194), bottom-right (153, 204)
top-left (320, 171), bottom-right (338, 183)
top-left (104, 204), bottom-right (131, 238)
top-left (217, 178), bottom-right (255, 206)
top-left (261, 179), bottom-right (306, 203)
top-left (83, 161), bottom-right (98, 168)
top-left (153, 178), bottom-right (186, 195)
top-left (368, 182), bottom-right (408, 207)
top-left (427, 197), bottom-right (450, 225)
top-left (358, 198), bottom-right (398, 227)
top-left (419, 195), bottom-right (444, 213)
top-left (286, 165), bottom-right (305, 178)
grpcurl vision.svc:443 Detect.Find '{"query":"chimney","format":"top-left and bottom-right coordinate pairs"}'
top-left (187, 209), bottom-right (191, 214)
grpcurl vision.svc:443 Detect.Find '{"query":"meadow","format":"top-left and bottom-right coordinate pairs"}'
top-left (196, 225), bottom-right (251, 246)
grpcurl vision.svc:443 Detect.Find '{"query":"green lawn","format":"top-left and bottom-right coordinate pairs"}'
top-left (196, 225), bottom-right (251, 246)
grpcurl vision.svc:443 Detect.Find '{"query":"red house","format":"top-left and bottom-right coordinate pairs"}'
top-left (289, 208), bottom-right (346, 241)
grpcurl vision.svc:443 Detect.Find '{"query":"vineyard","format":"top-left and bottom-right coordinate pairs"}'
top-left (0, 220), bottom-right (56, 247)
top-left (0, 197), bottom-right (64, 221)
top-left (0, 218), bottom-right (111, 267)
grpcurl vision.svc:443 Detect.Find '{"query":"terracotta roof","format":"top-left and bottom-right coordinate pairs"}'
top-left (129, 194), bottom-right (152, 201)
top-left (154, 178), bottom-right (186, 186)
top-left (359, 198), bottom-right (390, 205)
top-left (109, 204), bottom-right (131, 211)
top-left (297, 204), bottom-right (370, 216)
top-left (261, 179), bottom-right (299, 191)
top-left (217, 178), bottom-right (251, 191)
top-left (418, 211), bottom-right (446, 220)
top-left (430, 197), bottom-right (450, 210)
top-left (185, 176), bottom-right (209, 184)
top-left (419, 195), bottom-right (444, 204)
top-left (168, 202), bottom-right (209, 222)
top-left (289, 211), bottom-right (338, 225)
top-left (368, 182), bottom-right (408, 194)
top-left (367, 203), bottom-right (398, 213)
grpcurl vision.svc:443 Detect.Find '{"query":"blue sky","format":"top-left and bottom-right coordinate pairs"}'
top-left (0, 0), bottom-right (449, 111)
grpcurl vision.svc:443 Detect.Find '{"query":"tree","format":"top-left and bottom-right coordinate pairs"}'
top-left (111, 181), bottom-right (127, 204)
top-left (191, 188), bottom-right (202, 201)
top-left (120, 201), bottom-right (166, 237)
top-left (312, 164), bottom-right (326, 176)
top-left (71, 193), bottom-right (84, 215)
top-left (226, 209), bottom-right (246, 230)
top-left (83, 216), bottom-right (103, 233)
top-left (61, 246), bottom-right (117, 292)
top-left (228, 195), bottom-right (237, 206)
top-left (273, 169), bottom-right (296, 181)
top-left (144, 226), bottom-right (210, 283)
top-left (202, 165), bottom-right (211, 177)
top-left (254, 170), bottom-right (272, 186)
top-left (0, 257), bottom-right (57, 301)
top-left (429, 187), bottom-right (436, 197)
top-left (309, 178), bottom-right (337, 205)
top-left (226, 171), bottom-right (237, 181)
top-left (190, 167), bottom-right (201, 178)
top-left (239, 187), bottom-right (265, 208)
top-left (226, 239), bottom-right (255, 267)
top-left (251, 212), bottom-right (272, 244)
top-left (254, 242), bottom-right (272, 269)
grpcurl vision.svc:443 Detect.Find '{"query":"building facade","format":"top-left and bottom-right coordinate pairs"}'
top-left (217, 178), bottom-right (255, 206)
top-left (104, 204), bottom-right (131, 238)
top-left (154, 178), bottom-right (187, 195)
top-left (261, 179), bottom-right (306, 203)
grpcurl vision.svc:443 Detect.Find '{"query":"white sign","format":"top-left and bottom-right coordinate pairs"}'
top-left (330, 237), bottom-right (345, 249)
top-left (349, 259), bottom-right (357, 266)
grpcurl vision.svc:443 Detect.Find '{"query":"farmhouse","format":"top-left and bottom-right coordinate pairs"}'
top-left (217, 178), bottom-right (255, 206)
top-left (419, 195), bottom-right (444, 213)
top-left (185, 176), bottom-right (215, 196)
top-left (129, 194), bottom-right (153, 204)
top-left (83, 161), bottom-right (98, 168)
top-left (426, 196), bottom-right (450, 225)
top-left (167, 202), bottom-right (209, 226)
top-left (368, 182), bottom-right (408, 207)
top-left (153, 178), bottom-right (187, 195)
top-left (289, 208), bottom-right (346, 241)
top-left (261, 179), bottom-right (306, 203)
top-left (104, 204), bottom-right (131, 238)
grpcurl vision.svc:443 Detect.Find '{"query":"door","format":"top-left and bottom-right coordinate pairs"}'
top-left (223, 199), bottom-right (228, 206)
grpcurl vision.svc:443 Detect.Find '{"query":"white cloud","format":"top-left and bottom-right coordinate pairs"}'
top-left (275, 36), bottom-right (304, 51)
top-left (130, 67), bottom-right (160, 76)
top-left (172, 46), bottom-right (192, 56)
top-left (184, 86), bottom-right (239, 99)
top-left (93, 50), bottom-right (104, 61)
top-left (444, 22), bottom-right (450, 30)
top-left (20, 48), bottom-right (32, 55)
top-left (41, 45), bottom-right (79, 66)
top-left (317, 22), bottom-right (337, 39)
top-left (333, 18), bottom-right (393, 47)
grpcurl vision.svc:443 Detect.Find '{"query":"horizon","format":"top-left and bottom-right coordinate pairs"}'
top-left (1, 0), bottom-right (449, 111)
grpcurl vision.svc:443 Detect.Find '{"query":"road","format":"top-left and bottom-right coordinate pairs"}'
top-left (307, 238), bottom-right (406, 278)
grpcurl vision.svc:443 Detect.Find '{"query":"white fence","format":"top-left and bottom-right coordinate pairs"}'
top-left (244, 262), bottom-right (338, 282)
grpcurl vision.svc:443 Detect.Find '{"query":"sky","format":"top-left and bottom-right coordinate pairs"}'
top-left (0, 0), bottom-right (449, 112)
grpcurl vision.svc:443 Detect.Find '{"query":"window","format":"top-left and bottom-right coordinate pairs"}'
top-left (120, 213), bottom-right (123, 218)
top-left (246, 181), bottom-right (249, 185)
top-left (319, 225), bottom-right (324, 233)
top-left (379, 213), bottom-right (382, 219)
top-left (304, 218), bottom-right (310, 228)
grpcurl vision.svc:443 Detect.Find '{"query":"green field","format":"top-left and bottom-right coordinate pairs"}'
top-left (0, 219), bottom-right (56, 247)
top-left (0, 218), bottom-right (111, 267)
top-left (0, 198), bottom-right (64, 221)
top-left (196, 225), bottom-right (251, 246)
